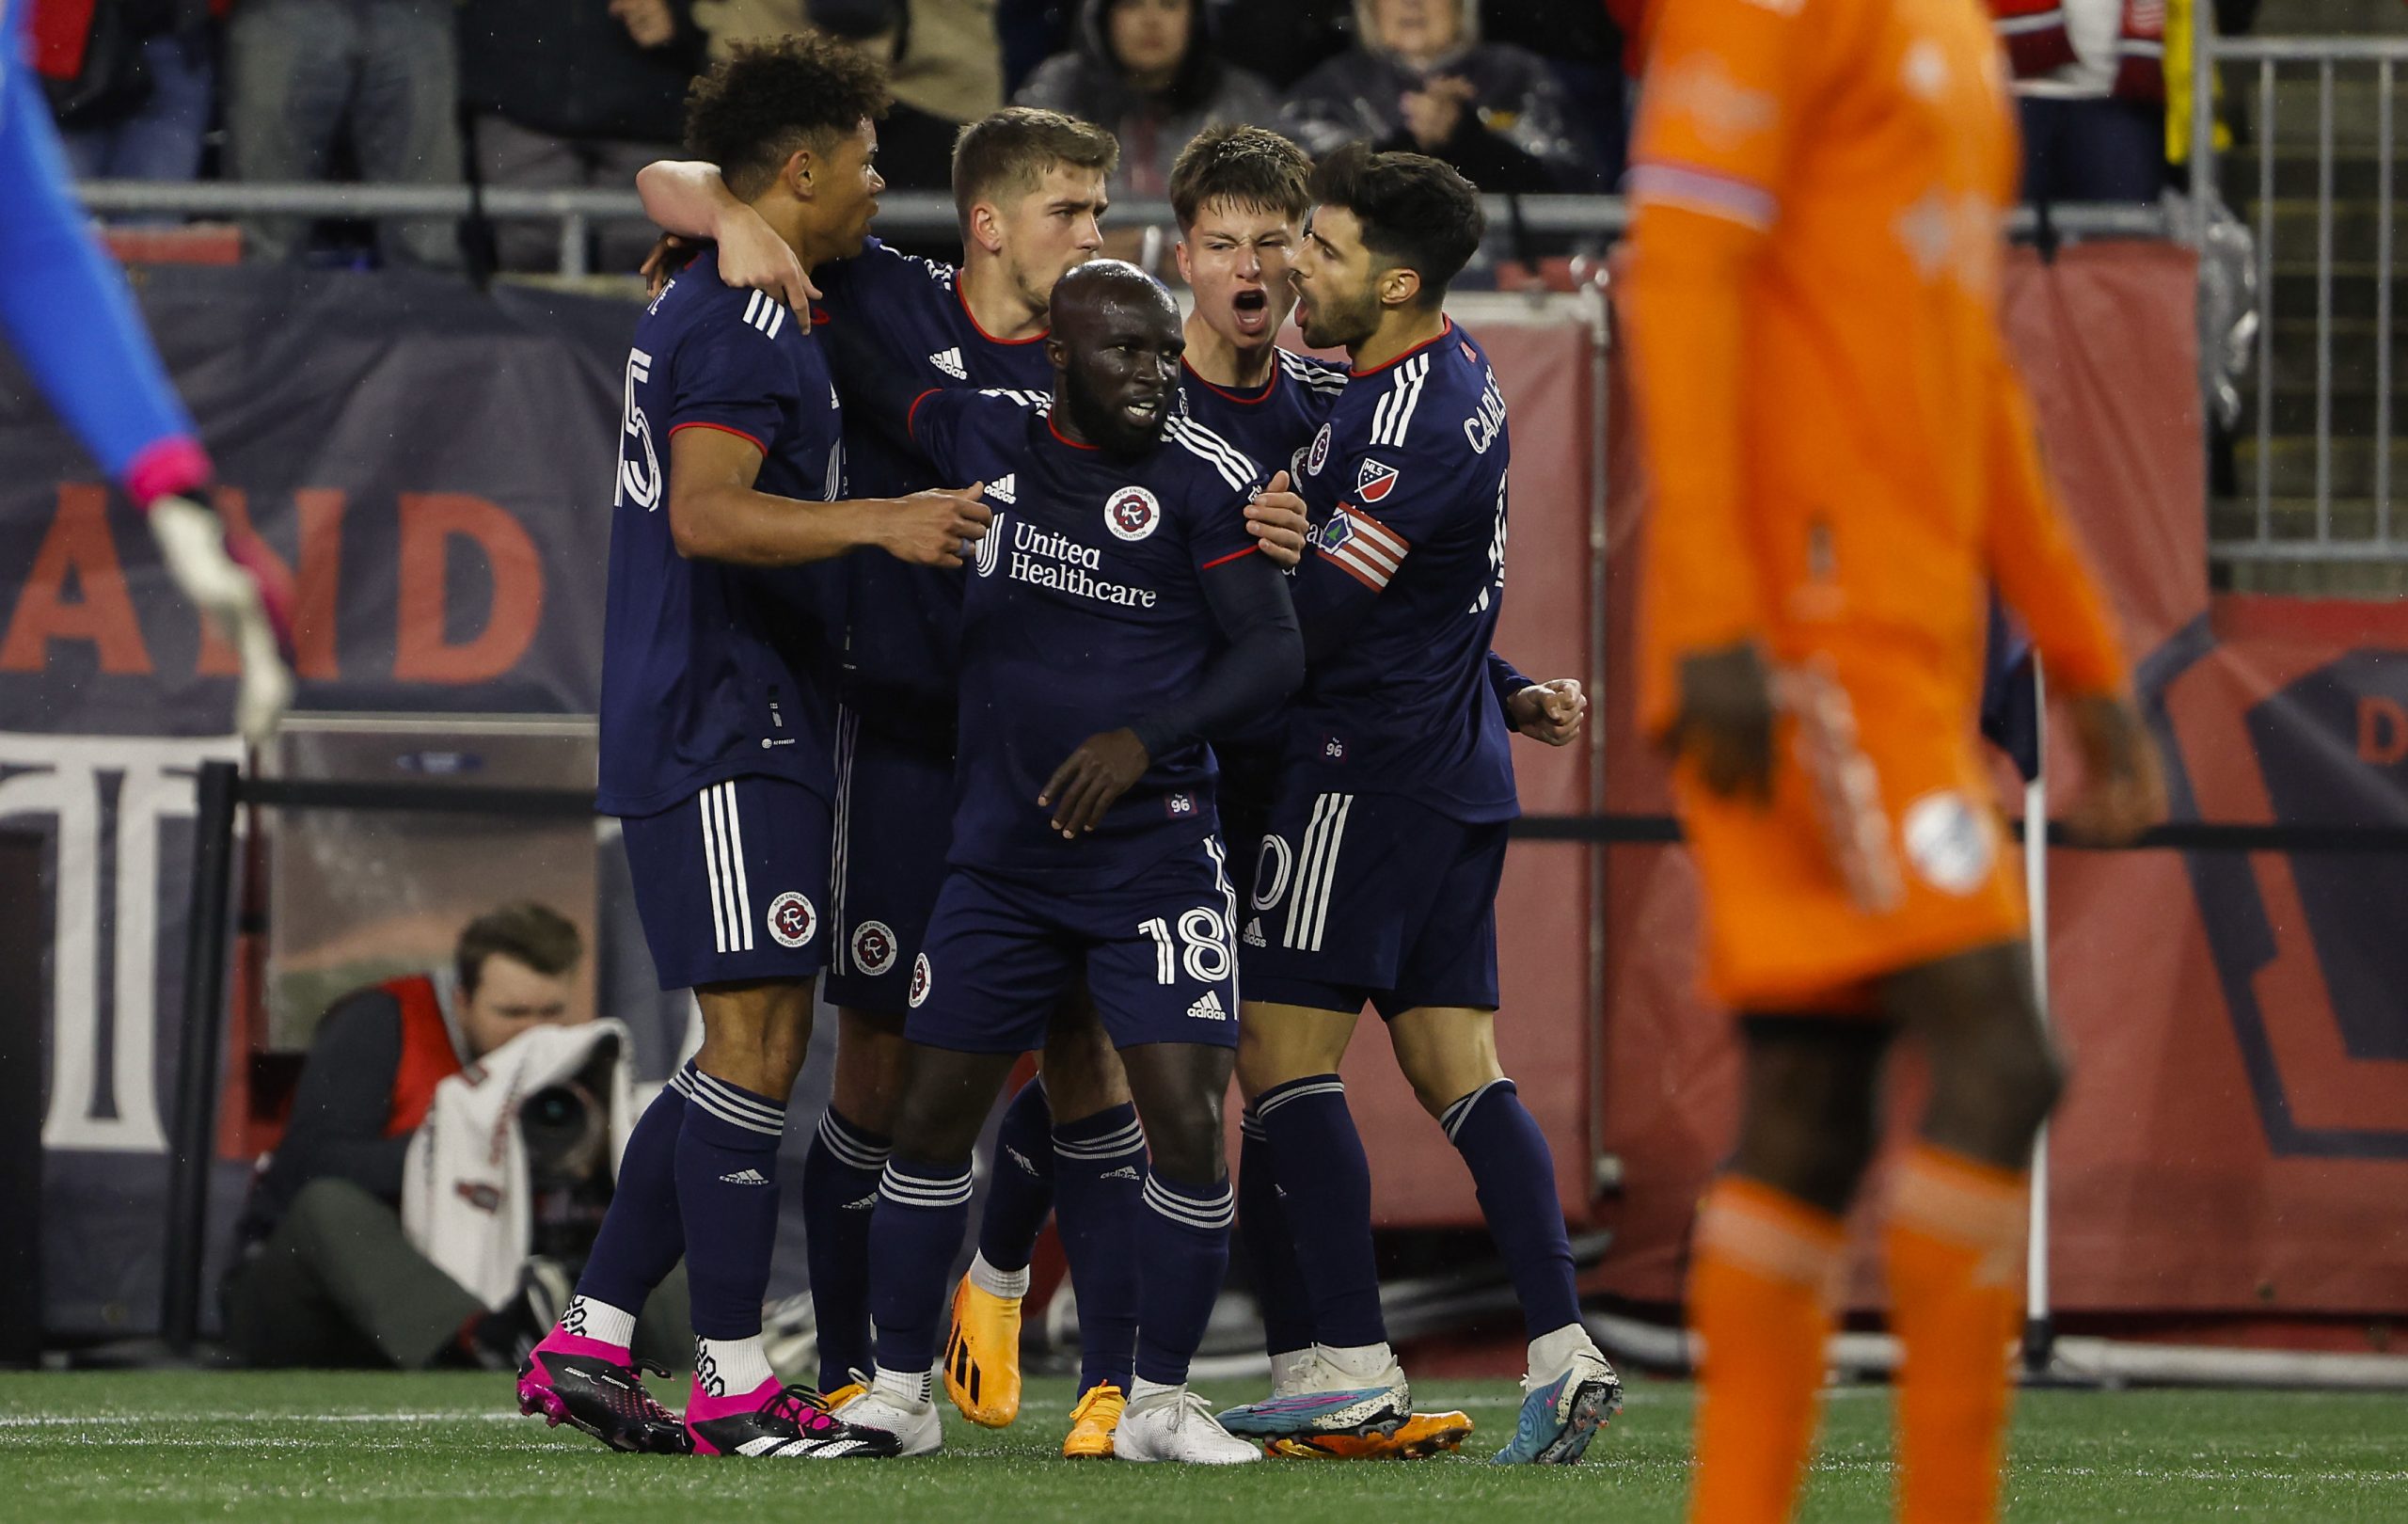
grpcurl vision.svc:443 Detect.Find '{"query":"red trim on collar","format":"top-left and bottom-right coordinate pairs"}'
top-left (1180, 356), bottom-right (1279, 405)
top-left (1047, 414), bottom-right (1100, 451)
top-left (958, 281), bottom-right (1049, 346)
top-left (1349, 318), bottom-right (1458, 377)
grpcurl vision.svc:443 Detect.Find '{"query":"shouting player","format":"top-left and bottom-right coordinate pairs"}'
top-left (515, 37), bottom-right (989, 1461)
top-left (1622, 2), bottom-right (2163, 1520)
top-left (637, 112), bottom-right (1308, 1456)
top-left (836, 262), bottom-right (1303, 1464)
top-left (1218, 145), bottom-right (1622, 1466)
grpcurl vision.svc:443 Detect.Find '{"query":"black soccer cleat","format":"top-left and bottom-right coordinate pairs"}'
top-left (516, 1346), bottom-right (692, 1455)
top-left (688, 1385), bottom-right (906, 1458)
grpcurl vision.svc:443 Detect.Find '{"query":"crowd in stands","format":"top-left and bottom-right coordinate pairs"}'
top-left (24, 0), bottom-right (2219, 273)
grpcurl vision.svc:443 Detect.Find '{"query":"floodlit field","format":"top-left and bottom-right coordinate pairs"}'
top-left (2, 1372), bottom-right (2402, 1522)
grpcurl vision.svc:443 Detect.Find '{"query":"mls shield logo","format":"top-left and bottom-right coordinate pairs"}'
top-left (767, 891), bottom-right (818, 948)
top-left (850, 919), bottom-right (898, 976)
top-left (908, 953), bottom-right (933, 1008)
top-left (1105, 485), bottom-right (1162, 542)
top-left (1354, 458), bottom-right (1400, 502)
top-left (1306, 422), bottom-right (1333, 476)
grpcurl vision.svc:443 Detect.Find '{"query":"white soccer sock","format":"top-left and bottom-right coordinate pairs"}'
top-left (873, 1364), bottom-right (934, 1408)
top-left (693, 1334), bottom-right (775, 1398)
top-left (1129, 1376), bottom-right (1185, 1405)
top-left (560, 1294), bottom-right (636, 1349)
top-left (967, 1249), bottom-right (1030, 1300)
top-left (1528, 1322), bottom-right (1597, 1380)
top-left (1268, 1348), bottom-right (1315, 1395)
top-left (1317, 1341), bottom-right (1397, 1384)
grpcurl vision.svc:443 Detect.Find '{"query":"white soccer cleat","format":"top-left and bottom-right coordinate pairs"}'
top-left (831, 1381), bottom-right (943, 1456)
top-left (1111, 1387), bottom-right (1262, 1465)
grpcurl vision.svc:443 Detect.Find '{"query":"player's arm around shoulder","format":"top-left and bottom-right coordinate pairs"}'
top-left (665, 414), bottom-right (990, 569)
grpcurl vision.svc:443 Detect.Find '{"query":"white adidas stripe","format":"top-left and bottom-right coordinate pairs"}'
top-left (1055, 1119), bottom-right (1149, 1159)
top-left (720, 783), bottom-right (752, 950)
top-left (1282, 792), bottom-right (1352, 953)
top-left (1165, 417), bottom-right (1256, 491)
top-left (1142, 1176), bottom-right (1236, 1229)
top-left (1281, 793), bottom-right (1337, 951)
top-left (700, 787), bottom-right (730, 954)
top-left (1304, 794), bottom-right (1353, 953)
top-left (1255, 1079), bottom-right (1346, 1118)
top-left (1370, 356), bottom-right (1430, 447)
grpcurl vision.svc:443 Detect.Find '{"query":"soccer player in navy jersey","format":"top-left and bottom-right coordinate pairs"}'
top-left (1162, 123), bottom-right (1589, 1462)
top-left (833, 262), bottom-right (1302, 1465)
top-left (0, 0), bottom-right (292, 741)
top-left (635, 113), bottom-right (1307, 1455)
top-left (1213, 146), bottom-right (1624, 1465)
top-left (515, 39), bottom-right (990, 1462)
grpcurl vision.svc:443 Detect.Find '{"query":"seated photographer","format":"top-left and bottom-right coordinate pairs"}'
top-left (222, 903), bottom-right (689, 1372)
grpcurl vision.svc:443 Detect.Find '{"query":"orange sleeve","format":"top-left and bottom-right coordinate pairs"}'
top-left (1620, 0), bottom-right (1816, 738)
top-left (1983, 357), bottom-right (2130, 698)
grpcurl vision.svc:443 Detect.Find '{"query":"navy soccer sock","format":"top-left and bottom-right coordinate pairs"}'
top-left (974, 1076), bottom-right (1056, 1274)
top-left (800, 1107), bottom-right (889, 1389)
top-left (674, 1068), bottom-right (787, 1343)
top-left (867, 1155), bottom-right (975, 1389)
top-left (1050, 1101), bottom-right (1145, 1393)
top-left (1256, 1073), bottom-right (1387, 1348)
top-left (572, 1060), bottom-right (692, 1320)
top-left (1237, 1105), bottom-right (1315, 1358)
top-left (1443, 1078), bottom-right (1581, 1340)
top-left (1133, 1168), bottom-right (1236, 1388)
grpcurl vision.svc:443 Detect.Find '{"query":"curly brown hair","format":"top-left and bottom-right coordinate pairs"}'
top-left (685, 34), bottom-right (893, 200)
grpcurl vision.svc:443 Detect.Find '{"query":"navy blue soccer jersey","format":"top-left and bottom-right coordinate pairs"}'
top-left (1173, 348), bottom-right (1348, 479)
top-left (908, 388), bottom-right (1274, 886)
top-left (596, 247), bottom-right (846, 818)
top-left (813, 238), bottom-right (1058, 725)
top-left (1284, 320), bottom-right (1518, 823)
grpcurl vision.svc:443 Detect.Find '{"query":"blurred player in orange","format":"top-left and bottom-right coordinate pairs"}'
top-left (1619, 0), bottom-right (2167, 1521)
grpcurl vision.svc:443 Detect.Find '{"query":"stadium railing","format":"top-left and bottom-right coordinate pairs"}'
top-left (2191, 31), bottom-right (2408, 563)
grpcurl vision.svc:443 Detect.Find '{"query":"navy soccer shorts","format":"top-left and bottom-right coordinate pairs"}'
top-left (822, 707), bottom-right (955, 1016)
top-left (1238, 788), bottom-right (1506, 1018)
top-left (618, 773), bottom-right (832, 992)
top-left (905, 838), bottom-right (1243, 1056)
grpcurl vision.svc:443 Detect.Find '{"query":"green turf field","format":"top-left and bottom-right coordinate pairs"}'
top-left (1, 1372), bottom-right (2401, 1522)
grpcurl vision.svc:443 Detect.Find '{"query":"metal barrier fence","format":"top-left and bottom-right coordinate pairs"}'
top-left (2194, 34), bottom-right (2408, 561)
top-left (72, 181), bottom-right (2170, 272)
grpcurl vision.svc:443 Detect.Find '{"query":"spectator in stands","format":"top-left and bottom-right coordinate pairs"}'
top-left (695, 0), bottom-right (999, 191)
top-left (1281, 0), bottom-right (1600, 194)
top-left (458, 0), bottom-right (705, 275)
top-left (1994, 0), bottom-right (2168, 203)
top-left (220, 903), bottom-right (686, 1372)
top-left (223, 0), bottom-right (465, 267)
top-left (1204, 0), bottom-right (1351, 90)
top-left (33, 0), bottom-right (218, 201)
top-left (1014, 0), bottom-right (1278, 202)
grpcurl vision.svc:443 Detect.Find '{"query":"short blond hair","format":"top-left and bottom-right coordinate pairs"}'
top-left (951, 107), bottom-right (1119, 233)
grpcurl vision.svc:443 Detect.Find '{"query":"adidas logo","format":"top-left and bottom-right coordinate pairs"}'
top-left (1101, 1165), bottom-right (1142, 1182)
top-left (719, 1168), bottom-right (771, 1186)
top-left (842, 1193), bottom-right (879, 1211)
top-left (988, 473), bottom-right (1017, 505)
top-left (928, 346), bottom-right (967, 379)
top-left (1243, 916), bottom-right (1265, 947)
top-left (1186, 990), bottom-right (1229, 1022)
top-left (1006, 1144), bottom-right (1041, 1175)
